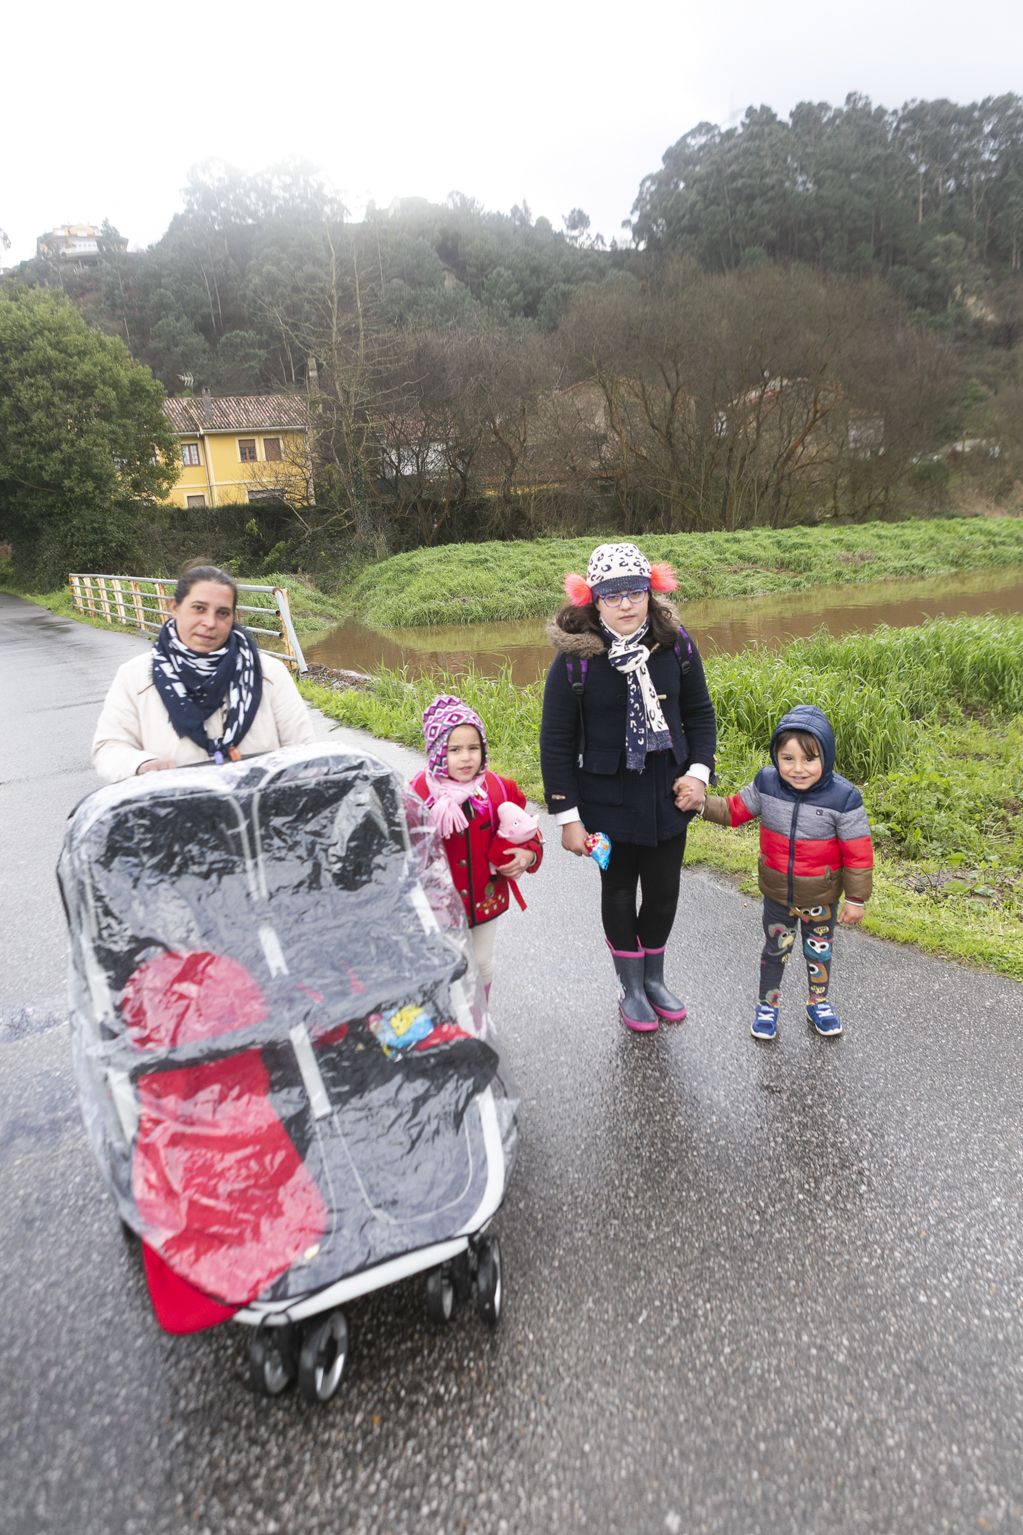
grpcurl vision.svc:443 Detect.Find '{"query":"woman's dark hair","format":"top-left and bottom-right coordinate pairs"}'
top-left (554, 594), bottom-right (678, 650)
top-left (174, 564), bottom-right (238, 609)
top-left (774, 729), bottom-right (822, 760)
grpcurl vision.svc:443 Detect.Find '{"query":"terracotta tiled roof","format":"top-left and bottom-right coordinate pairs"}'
top-left (163, 394), bottom-right (309, 434)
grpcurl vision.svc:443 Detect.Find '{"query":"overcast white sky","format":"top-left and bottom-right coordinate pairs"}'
top-left (4, 0), bottom-right (1021, 267)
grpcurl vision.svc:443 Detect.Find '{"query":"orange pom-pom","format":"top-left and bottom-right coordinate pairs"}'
top-left (649, 562), bottom-right (678, 594)
top-left (564, 572), bottom-right (593, 606)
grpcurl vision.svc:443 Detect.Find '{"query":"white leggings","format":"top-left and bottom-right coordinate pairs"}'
top-left (470, 920), bottom-right (499, 987)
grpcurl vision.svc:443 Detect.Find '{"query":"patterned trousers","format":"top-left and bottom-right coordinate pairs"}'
top-left (759, 898), bottom-right (836, 1007)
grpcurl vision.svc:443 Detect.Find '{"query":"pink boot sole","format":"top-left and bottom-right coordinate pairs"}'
top-left (620, 1005), bottom-right (659, 1033)
top-left (650, 1002), bottom-right (687, 1021)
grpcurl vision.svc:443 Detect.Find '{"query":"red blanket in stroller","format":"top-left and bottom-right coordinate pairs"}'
top-left (125, 951), bottom-right (327, 1330)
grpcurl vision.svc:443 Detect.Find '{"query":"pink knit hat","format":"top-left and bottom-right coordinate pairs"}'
top-left (422, 694), bottom-right (488, 779)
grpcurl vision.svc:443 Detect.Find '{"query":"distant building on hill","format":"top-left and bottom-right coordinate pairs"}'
top-left (160, 392), bottom-right (312, 509)
top-left (36, 223), bottom-right (128, 263)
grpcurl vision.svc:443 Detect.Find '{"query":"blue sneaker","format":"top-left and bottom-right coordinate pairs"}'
top-left (751, 1003), bottom-right (779, 1041)
top-left (807, 1001), bottom-right (842, 1037)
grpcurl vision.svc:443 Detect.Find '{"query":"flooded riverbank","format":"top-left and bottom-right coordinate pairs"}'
top-left (306, 566), bottom-right (1023, 683)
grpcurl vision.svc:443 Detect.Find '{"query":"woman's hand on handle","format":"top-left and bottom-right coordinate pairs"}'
top-left (136, 758), bottom-right (177, 775)
top-left (561, 822), bottom-right (590, 858)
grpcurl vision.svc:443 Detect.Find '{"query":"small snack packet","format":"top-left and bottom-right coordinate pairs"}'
top-left (584, 831), bottom-right (611, 870)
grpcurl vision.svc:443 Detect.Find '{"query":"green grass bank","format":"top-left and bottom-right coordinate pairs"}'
top-left (302, 614), bottom-right (1023, 982)
top-left (349, 517), bottom-right (1023, 628)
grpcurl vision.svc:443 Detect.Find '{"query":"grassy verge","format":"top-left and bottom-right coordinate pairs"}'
top-left (301, 614), bottom-right (1023, 981)
top-left (349, 517), bottom-right (1023, 628)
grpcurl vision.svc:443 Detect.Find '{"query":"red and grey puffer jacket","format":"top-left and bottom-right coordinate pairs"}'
top-left (409, 770), bottom-right (544, 927)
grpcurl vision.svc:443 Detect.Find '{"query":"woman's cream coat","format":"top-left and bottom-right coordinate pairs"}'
top-left (92, 649), bottom-right (315, 782)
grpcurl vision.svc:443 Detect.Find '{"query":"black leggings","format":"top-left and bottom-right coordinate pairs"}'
top-left (599, 831), bottom-right (687, 951)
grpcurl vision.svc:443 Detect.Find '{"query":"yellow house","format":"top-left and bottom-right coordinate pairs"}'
top-left (161, 393), bottom-right (312, 509)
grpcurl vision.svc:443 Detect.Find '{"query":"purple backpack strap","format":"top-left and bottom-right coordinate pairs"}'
top-left (564, 655), bottom-right (589, 689)
top-left (674, 625), bottom-right (693, 674)
top-left (564, 654), bottom-right (589, 768)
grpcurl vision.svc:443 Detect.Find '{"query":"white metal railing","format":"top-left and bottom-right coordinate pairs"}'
top-left (68, 573), bottom-right (307, 672)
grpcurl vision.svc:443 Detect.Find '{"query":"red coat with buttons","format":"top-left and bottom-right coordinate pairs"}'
top-left (409, 770), bottom-right (544, 928)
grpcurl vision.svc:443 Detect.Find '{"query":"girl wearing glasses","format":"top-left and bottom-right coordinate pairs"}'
top-left (540, 543), bottom-right (717, 1033)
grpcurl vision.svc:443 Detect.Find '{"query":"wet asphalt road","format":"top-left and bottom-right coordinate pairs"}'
top-left (1, 591), bottom-right (1022, 1535)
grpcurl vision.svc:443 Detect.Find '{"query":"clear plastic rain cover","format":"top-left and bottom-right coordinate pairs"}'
top-left (58, 745), bottom-right (517, 1312)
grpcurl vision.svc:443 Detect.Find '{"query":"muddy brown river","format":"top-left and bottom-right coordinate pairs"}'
top-left (306, 567), bottom-right (1023, 683)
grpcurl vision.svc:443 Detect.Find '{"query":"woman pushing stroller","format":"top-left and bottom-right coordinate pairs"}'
top-left (92, 564), bottom-right (314, 781)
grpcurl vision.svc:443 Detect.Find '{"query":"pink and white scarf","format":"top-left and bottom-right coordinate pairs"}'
top-left (422, 770), bottom-right (490, 837)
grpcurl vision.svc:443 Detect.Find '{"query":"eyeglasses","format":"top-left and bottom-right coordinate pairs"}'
top-left (599, 588), bottom-right (649, 608)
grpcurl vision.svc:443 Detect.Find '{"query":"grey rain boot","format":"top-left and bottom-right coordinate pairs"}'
top-left (607, 944), bottom-right (659, 1032)
top-left (641, 945), bottom-right (688, 1021)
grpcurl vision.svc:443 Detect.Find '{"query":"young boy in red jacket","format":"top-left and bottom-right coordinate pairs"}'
top-left (699, 704), bottom-right (873, 1041)
top-left (410, 695), bottom-right (543, 999)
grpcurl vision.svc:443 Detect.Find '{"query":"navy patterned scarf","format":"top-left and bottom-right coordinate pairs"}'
top-left (152, 620), bottom-right (263, 763)
top-left (601, 619), bottom-right (673, 772)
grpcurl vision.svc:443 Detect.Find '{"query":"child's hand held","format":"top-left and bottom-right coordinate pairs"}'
top-left (561, 823), bottom-right (590, 857)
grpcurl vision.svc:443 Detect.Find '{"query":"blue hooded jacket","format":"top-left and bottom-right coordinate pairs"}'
top-left (770, 704), bottom-right (835, 790)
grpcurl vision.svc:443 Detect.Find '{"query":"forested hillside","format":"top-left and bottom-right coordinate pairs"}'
top-left (3, 94), bottom-right (1021, 577)
top-left (631, 95), bottom-right (1023, 307)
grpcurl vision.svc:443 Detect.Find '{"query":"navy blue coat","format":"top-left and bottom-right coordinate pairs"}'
top-left (540, 618), bottom-right (717, 848)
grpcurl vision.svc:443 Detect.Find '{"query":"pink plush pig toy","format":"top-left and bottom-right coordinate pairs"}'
top-left (488, 801), bottom-right (542, 910)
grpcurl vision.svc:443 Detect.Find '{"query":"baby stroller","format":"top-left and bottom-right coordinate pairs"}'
top-left (57, 744), bottom-right (517, 1404)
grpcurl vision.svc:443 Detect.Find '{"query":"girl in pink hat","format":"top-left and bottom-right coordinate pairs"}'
top-left (540, 543), bottom-right (717, 1032)
top-left (410, 695), bottom-right (543, 998)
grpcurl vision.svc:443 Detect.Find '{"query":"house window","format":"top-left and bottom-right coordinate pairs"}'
top-left (247, 489), bottom-right (280, 503)
top-left (186, 494), bottom-right (206, 508)
top-left (238, 438), bottom-right (257, 462)
top-left (263, 437), bottom-right (282, 461)
top-left (181, 442), bottom-right (201, 466)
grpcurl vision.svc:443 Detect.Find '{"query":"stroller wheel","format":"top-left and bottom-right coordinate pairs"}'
top-left (248, 1327), bottom-right (297, 1398)
top-left (425, 1265), bottom-right (455, 1324)
top-left (475, 1236), bottom-right (503, 1328)
top-left (451, 1250), bottom-right (472, 1307)
top-left (298, 1310), bottom-right (349, 1404)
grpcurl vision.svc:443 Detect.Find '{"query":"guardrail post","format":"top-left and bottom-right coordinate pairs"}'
top-left (274, 586), bottom-right (308, 673)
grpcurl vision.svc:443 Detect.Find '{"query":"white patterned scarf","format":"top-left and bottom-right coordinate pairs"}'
top-left (602, 620), bottom-right (673, 771)
top-left (151, 619), bottom-right (263, 763)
